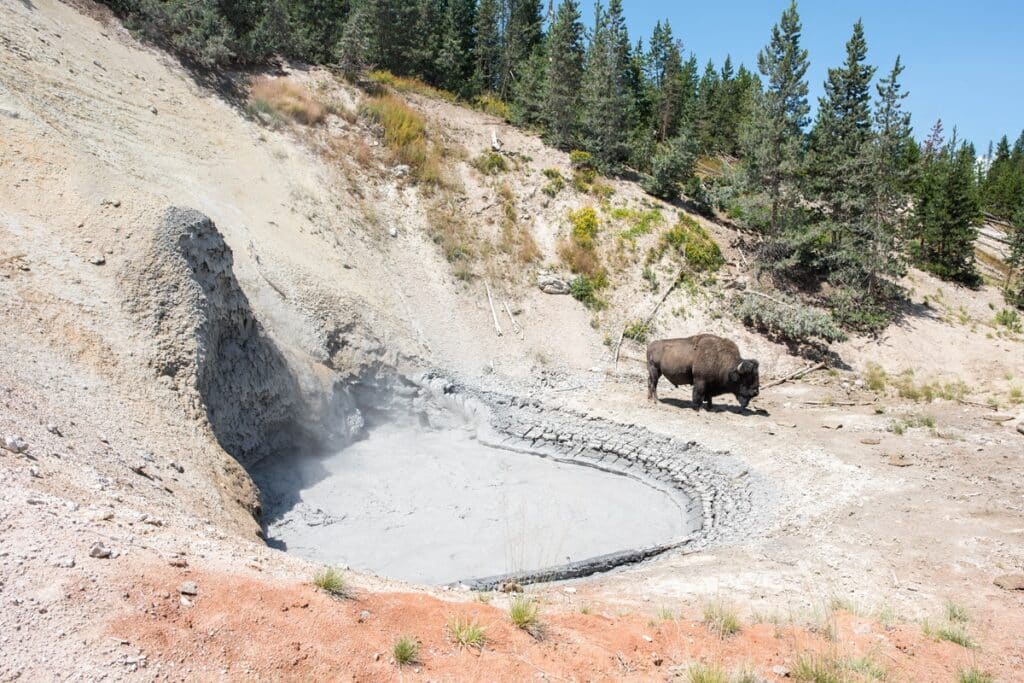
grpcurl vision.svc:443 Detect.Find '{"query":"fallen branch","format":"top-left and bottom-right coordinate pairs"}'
top-left (614, 273), bottom-right (681, 368)
top-left (954, 397), bottom-right (999, 410)
top-left (762, 361), bottom-right (826, 389)
top-left (484, 282), bottom-right (502, 337)
top-left (801, 400), bottom-right (875, 407)
top-left (502, 299), bottom-right (522, 335)
top-left (743, 289), bottom-right (798, 309)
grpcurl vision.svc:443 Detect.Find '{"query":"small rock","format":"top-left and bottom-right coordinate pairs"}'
top-left (180, 596), bottom-right (193, 607)
top-left (29, 466), bottom-right (40, 478)
top-left (55, 557), bottom-right (75, 569)
top-left (91, 509), bottom-right (114, 522)
top-left (168, 461), bottom-right (184, 474)
top-left (168, 557), bottom-right (188, 568)
top-left (388, 226), bottom-right (398, 238)
top-left (993, 574), bottom-right (1024, 591)
top-left (357, 609), bottom-right (371, 623)
top-left (46, 423), bottom-right (62, 436)
top-left (392, 164), bottom-right (410, 177)
top-left (562, 586), bottom-right (577, 594)
top-left (89, 255), bottom-right (106, 266)
top-left (89, 542), bottom-right (112, 559)
top-left (772, 664), bottom-right (791, 677)
top-left (641, 635), bottom-right (653, 643)
top-left (886, 453), bottom-right (912, 467)
top-left (3, 435), bottom-right (29, 454)
top-left (150, 106), bottom-right (158, 115)
top-left (373, 652), bottom-right (381, 662)
top-left (860, 437), bottom-right (881, 445)
top-left (982, 414), bottom-right (1013, 422)
top-left (178, 581), bottom-right (198, 596)
top-left (1017, 422), bottom-right (1024, 436)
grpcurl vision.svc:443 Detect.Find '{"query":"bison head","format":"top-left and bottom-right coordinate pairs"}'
top-left (730, 359), bottom-right (760, 408)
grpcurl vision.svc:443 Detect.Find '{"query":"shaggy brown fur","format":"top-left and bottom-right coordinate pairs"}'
top-left (646, 334), bottom-right (759, 410)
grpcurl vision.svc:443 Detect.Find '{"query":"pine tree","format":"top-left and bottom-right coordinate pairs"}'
top-left (436, 0), bottom-right (477, 96)
top-left (411, 0), bottom-right (445, 83)
top-left (502, 0), bottom-right (545, 98)
top-left (540, 0), bottom-right (584, 149)
top-left (1006, 201), bottom-right (1024, 306)
top-left (474, 0), bottom-right (503, 93)
top-left (694, 60), bottom-right (720, 152)
top-left (580, 0), bottom-right (632, 170)
top-left (741, 0), bottom-right (810, 234)
top-left (647, 21), bottom-right (687, 142)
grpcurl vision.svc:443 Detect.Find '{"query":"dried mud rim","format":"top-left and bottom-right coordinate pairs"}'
top-left (417, 374), bottom-right (769, 590)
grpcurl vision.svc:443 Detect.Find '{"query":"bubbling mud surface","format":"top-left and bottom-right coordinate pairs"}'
top-left (254, 422), bottom-right (700, 585)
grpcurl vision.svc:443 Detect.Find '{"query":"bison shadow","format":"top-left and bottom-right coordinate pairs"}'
top-left (658, 397), bottom-right (769, 416)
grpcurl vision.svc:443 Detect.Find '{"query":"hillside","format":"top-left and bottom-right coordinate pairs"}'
top-left (1, 1), bottom-right (1023, 680)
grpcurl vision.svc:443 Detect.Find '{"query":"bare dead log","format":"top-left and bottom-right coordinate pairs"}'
top-left (762, 361), bottom-right (827, 389)
top-left (485, 282), bottom-right (502, 336)
top-left (503, 299), bottom-right (522, 335)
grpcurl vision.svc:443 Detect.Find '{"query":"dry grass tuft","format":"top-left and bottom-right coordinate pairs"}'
top-left (250, 77), bottom-right (325, 125)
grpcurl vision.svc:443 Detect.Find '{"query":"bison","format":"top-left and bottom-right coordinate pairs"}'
top-left (646, 334), bottom-right (759, 410)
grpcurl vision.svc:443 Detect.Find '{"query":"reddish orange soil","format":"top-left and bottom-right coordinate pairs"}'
top-left (107, 561), bottom-right (1023, 681)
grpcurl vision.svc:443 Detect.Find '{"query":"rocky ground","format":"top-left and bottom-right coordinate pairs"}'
top-left (2, 1), bottom-right (1023, 681)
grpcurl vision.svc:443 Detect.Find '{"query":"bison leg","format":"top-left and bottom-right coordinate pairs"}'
top-left (691, 382), bottom-right (705, 411)
top-left (705, 394), bottom-right (714, 410)
top-left (647, 362), bottom-right (661, 402)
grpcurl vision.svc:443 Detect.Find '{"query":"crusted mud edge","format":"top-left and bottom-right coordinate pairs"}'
top-left (415, 373), bottom-right (771, 590)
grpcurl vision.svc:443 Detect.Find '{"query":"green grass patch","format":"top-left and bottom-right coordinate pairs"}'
top-left (391, 635), bottom-right (419, 666)
top-left (922, 619), bottom-right (975, 648)
top-left (473, 93), bottom-right (511, 120)
top-left (623, 320), bottom-right (651, 343)
top-left (312, 567), bottom-right (349, 597)
top-left (994, 307), bottom-right (1022, 333)
top-left (887, 413), bottom-right (936, 434)
top-left (508, 595), bottom-right (542, 636)
top-left (611, 206), bottom-right (665, 243)
top-left (791, 654), bottom-right (847, 683)
top-left (703, 602), bottom-right (741, 638)
top-left (360, 94), bottom-right (442, 184)
top-left (864, 362), bottom-right (888, 392)
top-left (368, 70), bottom-right (457, 102)
top-left (448, 615), bottom-right (487, 649)
top-left (945, 602), bottom-right (970, 623)
top-left (569, 274), bottom-right (608, 310)
top-left (685, 663), bottom-right (727, 683)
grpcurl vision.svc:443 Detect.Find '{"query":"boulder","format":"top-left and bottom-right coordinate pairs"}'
top-left (537, 273), bottom-right (570, 295)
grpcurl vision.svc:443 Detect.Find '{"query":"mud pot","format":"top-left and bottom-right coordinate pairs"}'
top-left (252, 375), bottom-right (765, 588)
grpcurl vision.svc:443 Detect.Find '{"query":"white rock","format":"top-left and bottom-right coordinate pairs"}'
top-left (89, 542), bottom-right (112, 559)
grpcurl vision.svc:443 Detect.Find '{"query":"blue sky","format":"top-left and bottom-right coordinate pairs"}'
top-left (581, 1), bottom-right (1023, 150)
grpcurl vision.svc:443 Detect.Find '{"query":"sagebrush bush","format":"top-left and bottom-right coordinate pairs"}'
top-left (250, 77), bottom-right (325, 125)
top-left (733, 292), bottom-right (847, 346)
top-left (570, 274), bottom-right (608, 310)
top-left (569, 150), bottom-right (595, 170)
top-left (640, 133), bottom-right (697, 200)
top-left (622, 320), bottom-right (650, 342)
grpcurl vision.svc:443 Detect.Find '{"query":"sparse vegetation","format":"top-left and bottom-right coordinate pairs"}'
top-left (922, 619), bottom-right (975, 648)
top-left (368, 70), bottom-right (456, 102)
top-left (845, 656), bottom-right (885, 680)
top-left (656, 605), bottom-right (675, 621)
top-left (994, 307), bottom-right (1022, 333)
top-left (448, 615), bottom-right (487, 649)
top-left (391, 635), bottom-right (420, 666)
top-left (612, 207), bottom-right (665, 244)
top-left (945, 602), bottom-right (970, 623)
top-left (473, 94), bottom-right (511, 120)
top-left (791, 654), bottom-right (847, 683)
top-left (541, 168), bottom-right (565, 197)
top-left (497, 184), bottom-right (540, 263)
top-left (864, 362), bottom-right (888, 392)
top-left (472, 151), bottom-right (509, 175)
top-left (703, 602), bottom-right (741, 638)
top-left (623, 320), bottom-right (651, 343)
top-left (888, 413), bottom-right (936, 435)
top-left (312, 567), bottom-right (349, 597)
top-left (249, 77), bottom-right (325, 125)
top-left (685, 663), bottom-right (727, 683)
top-left (956, 667), bottom-right (994, 683)
top-left (569, 274), bottom-right (608, 310)
top-left (360, 95), bottom-right (443, 184)
top-left (508, 595), bottom-right (542, 636)
top-left (568, 207), bottom-right (600, 248)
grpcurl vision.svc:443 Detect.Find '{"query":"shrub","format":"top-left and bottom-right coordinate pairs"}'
top-left (622, 320), bottom-right (650, 342)
top-left (568, 207), bottom-right (600, 248)
top-left (569, 150), bottom-right (595, 170)
top-left (391, 635), bottom-right (419, 666)
top-left (647, 215), bottom-right (724, 272)
top-left (733, 292), bottom-right (847, 346)
top-left (887, 413), bottom-right (935, 434)
top-left (249, 77), bottom-right (325, 125)
top-left (312, 567), bottom-right (349, 597)
top-left (570, 274), bottom-right (608, 310)
top-left (508, 595), bottom-right (542, 636)
top-left (640, 134), bottom-right (697, 200)
top-left (472, 151), bottom-right (508, 175)
top-left (541, 168), bottom-right (565, 197)
top-left (946, 602), bottom-right (970, 623)
top-left (864, 362), bottom-right (887, 392)
top-left (368, 70), bottom-right (456, 102)
top-left (922, 620), bottom-right (975, 648)
top-left (447, 616), bottom-right (487, 649)
top-left (612, 207), bottom-right (665, 243)
top-left (994, 307), bottom-right (1022, 332)
top-left (703, 602), bottom-right (741, 638)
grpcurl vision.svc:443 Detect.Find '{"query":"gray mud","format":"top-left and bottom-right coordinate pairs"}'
top-left (255, 421), bottom-right (699, 584)
top-left (252, 372), bottom-right (768, 587)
